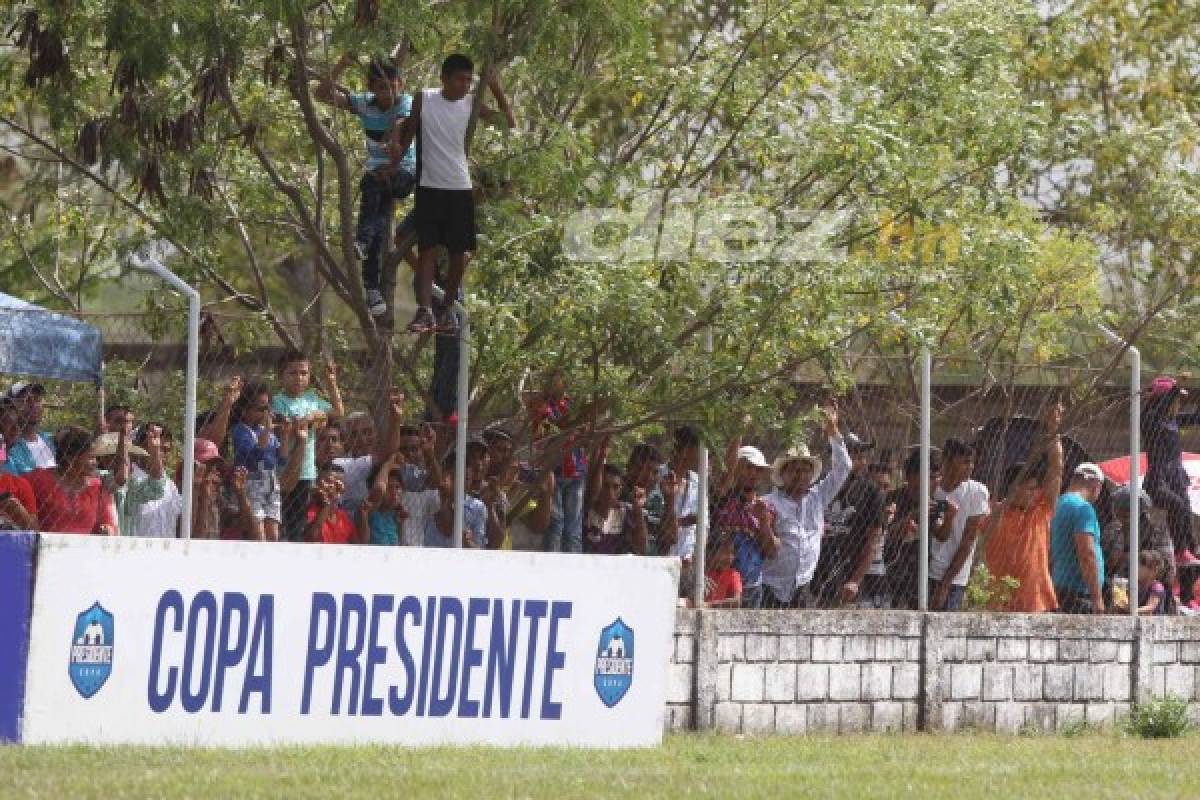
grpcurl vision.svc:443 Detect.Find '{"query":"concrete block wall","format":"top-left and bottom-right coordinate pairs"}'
top-left (1145, 618), bottom-right (1200, 725)
top-left (667, 610), bottom-right (1200, 734)
top-left (931, 615), bottom-right (1135, 733)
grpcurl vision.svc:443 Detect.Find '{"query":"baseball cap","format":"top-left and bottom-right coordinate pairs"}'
top-left (5, 382), bottom-right (45, 400)
top-left (1073, 462), bottom-right (1105, 483)
top-left (843, 432), bottom-right (875, 453)
top-left (193, 438), bottom-right (225, 465)
top-left (737, 446), bottom-right (769, 469)
top-left (1149, 376), bottom-right (1187, 398)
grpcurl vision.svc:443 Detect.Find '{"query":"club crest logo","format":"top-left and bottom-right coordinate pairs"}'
top-left (68, 602), bottom-right (114, 698)
top-left (594, 618), bottom-right (634, 708)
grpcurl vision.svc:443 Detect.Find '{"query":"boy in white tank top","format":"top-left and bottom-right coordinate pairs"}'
top-left (392, 54), bottom-right (515, 334)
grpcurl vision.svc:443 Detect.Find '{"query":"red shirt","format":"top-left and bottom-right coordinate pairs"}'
top-left (306, 503), bottom-right (357, 544)
top-left (705, 567), bottom-right (743, 604)
top-left (24, 469), bottom-right (116, 535)
top-left (0, 473), bottom-right (37, 529)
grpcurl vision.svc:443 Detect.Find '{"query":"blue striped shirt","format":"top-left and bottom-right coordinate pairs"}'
top-left (349, 92), bottom-right (415, 173)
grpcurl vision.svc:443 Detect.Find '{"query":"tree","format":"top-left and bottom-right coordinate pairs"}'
top-left (1, 0), bottom-right (1114, 447)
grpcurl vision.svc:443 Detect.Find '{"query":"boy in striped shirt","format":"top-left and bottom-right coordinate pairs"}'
top-left (316, 54), bottom-right (417, 317)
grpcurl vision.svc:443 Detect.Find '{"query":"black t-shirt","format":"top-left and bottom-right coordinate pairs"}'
top-left (814, 474), bottom-right (884, 594)
top-left (827, 474), bottom-right (885, 557)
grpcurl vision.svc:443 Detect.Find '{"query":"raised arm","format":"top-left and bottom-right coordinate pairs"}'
top-left (377, 390), bottom-right (406, 465)
top-left (584, 434), bottom-right (611, 510)
top-left (199, 375), bottom-right (242, 448)
top-left (1041, 403), bottom-right (1065, 506)
top-left (323, 361), bottom-right (345, 420)
top-left (420, 423), bottom-right (443, 491)
top-left (313, 54), bottom-right (355, 109)
top-left (815, 405), bottom-right (851, 506)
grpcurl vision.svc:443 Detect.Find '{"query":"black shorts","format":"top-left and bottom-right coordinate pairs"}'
top-left (414, 187), bottom-right (476, 254)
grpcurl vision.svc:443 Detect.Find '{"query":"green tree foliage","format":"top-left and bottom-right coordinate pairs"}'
top-left (5, 0), bottom-right (1169, 443)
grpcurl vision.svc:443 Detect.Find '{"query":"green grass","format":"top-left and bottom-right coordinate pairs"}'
top-left (1, 733), bottom-right (1190, 799)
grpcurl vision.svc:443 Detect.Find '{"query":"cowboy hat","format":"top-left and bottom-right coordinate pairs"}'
top-left (772, 444), bottom-right (821, 486)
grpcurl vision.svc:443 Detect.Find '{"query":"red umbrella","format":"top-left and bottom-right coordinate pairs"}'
top-left (1099, 453), bottom-right (1200, 515)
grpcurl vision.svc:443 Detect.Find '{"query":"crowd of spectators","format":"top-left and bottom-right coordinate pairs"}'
top-left (1, 364), bottom-right (1197, 616)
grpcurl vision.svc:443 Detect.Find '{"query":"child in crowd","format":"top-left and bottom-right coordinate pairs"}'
top-left (529, 369), bottom-right (589, 553)
top-left (428, 441), bottom-right (490, 549)
top-left (315, 53), bottom-right (417, 317)
top-left (1138, 551), bottom-right (1173, 615)
top-left (704, 533), bottom-right (743, 608)
top-left (271, 351), bottom-right (344, 541)
top-left (231, 381), bottom-right (283, 542)
top-left (305, 463), bottom-right (364, 544)
top-left (582, 463), bottom-right (648, 556)
top-left (360, 453), bottom-right (409, 546)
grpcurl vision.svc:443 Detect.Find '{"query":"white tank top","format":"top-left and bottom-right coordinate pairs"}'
top-left (418, 88), bottom-right (473, 190)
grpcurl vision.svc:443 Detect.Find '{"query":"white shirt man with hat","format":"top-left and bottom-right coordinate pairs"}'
top-left (761, 403), bottom-right (851, 609)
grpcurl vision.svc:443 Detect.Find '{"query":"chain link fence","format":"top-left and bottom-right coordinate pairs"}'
top-left (4, 301), bottom-right (1195, 616)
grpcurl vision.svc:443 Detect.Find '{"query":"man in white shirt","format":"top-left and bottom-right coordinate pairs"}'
top-left (761, 403), bottom-right (851, 609)
top-left (930, 437), bottom-right (990, 611)
top-left (326, 391), bottom-right (408, 512)
top-left (393, 54), bottom-right (515, 333)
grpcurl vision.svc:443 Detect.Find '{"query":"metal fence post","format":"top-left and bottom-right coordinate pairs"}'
top-left (918, 344), bottom-right (931, 611)
top-left (692, 325), bottom-right (713, 608)
top-left (130, 250), bottom-right (199, 540)
top-left (431, 285), bottom-right (470, 549)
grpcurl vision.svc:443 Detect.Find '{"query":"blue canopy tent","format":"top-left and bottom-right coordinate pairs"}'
top-left (0, 292), bottom-right (102, 385)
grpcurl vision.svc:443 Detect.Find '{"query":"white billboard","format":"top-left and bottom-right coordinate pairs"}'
top-left (22, 535), bottom-right (679, 747)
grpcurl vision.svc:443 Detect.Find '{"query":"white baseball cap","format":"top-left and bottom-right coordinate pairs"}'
top-left (1074, 462), bottom-right (1105, 483)
top-left (737, 445), bottom-right (769, 469)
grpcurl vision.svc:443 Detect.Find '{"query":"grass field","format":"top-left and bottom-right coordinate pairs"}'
top-left (1, 733), bottom-right (1190, 799)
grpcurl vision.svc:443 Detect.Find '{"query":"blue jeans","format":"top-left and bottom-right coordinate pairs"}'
top-left (544, 475), bottom-right (584, 553)
top-left (356, 169), bottom-right (415, 290)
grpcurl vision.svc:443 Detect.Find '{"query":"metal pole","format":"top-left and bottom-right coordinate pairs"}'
top-left (133, 254), bottom-right (199, 540)
top-left (1100, 325), bottom-right (1140, 616)
top-left (1129, 345), bottom-right (1141, 616)
top-left (433, 285), bottom-right (470, 549)
top-left (918, 344), bottom-right (931, 611)
top-left (692, 326), bottom-right (713, 608)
